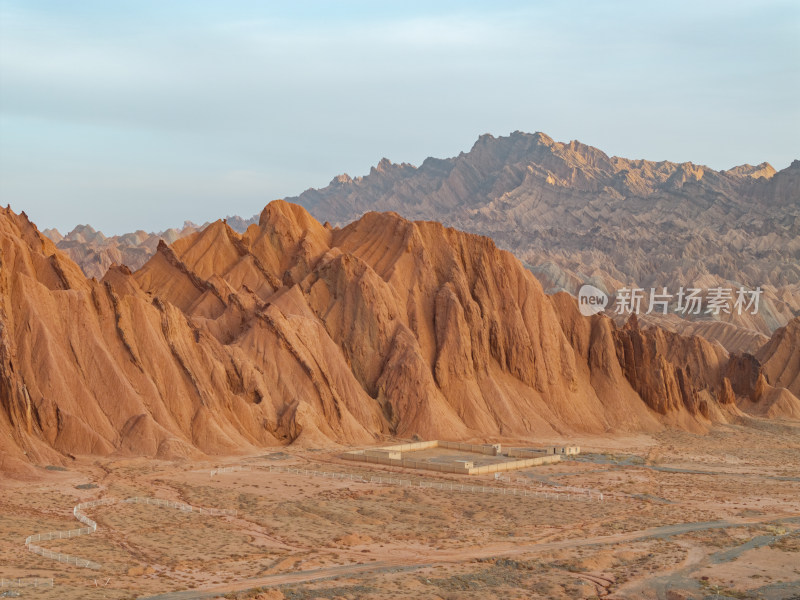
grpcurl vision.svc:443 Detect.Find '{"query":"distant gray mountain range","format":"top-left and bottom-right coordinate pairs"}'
top-left (42, 131), bottom-right (799, 353)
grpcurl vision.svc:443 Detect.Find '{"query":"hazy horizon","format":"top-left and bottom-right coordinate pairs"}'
top-left (1, 0), bottom-right (798, 235)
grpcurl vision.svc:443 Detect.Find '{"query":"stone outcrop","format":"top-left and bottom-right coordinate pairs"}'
top-left (43, 216), bottom-right (258, 280)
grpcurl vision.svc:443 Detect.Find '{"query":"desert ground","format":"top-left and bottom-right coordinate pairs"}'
top-left (1, 417), bottom-right (799, 600)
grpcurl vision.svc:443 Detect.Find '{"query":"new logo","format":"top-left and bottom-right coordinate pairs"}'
top-left (578, 284), bottom-right (608, 317)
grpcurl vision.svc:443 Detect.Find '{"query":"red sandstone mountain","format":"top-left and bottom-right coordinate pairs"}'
top-left (2, 202), bottom-right (798, 476)
top-left (42, 215), bottom-right (258, 280)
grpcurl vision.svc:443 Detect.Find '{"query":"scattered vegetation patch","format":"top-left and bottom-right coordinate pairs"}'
top-left (281, 584), bottom-right (374, 600)
top-left (770, 531), bottom-right (800, 552)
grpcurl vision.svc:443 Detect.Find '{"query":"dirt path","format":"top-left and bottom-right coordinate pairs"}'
top-left (616, 523), bottom-right (800, 600)
top-left (138, 515), bottom-right (798, 600)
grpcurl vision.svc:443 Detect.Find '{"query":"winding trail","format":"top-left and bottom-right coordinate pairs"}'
top-left (617, 525), bottom-right (800, 600)
top-left (138, 515), bottom-right (800, 600)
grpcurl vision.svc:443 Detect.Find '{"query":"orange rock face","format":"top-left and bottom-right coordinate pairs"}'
top-left (1, 203), bottom-right (798, 473)
top-left (757, 318), bottom-right (800, 398)
top-left (42, 216), bottom-right (259, 280)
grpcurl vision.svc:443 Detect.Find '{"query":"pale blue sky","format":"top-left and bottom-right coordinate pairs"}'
top-left (1, 1), bottom-right (798, 234)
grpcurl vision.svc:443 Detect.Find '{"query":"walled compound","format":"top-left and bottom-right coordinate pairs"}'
top-left (341, 440), bottom-right (580, 475)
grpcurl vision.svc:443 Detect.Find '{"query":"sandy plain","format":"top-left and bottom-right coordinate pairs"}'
top-left (1, 417), bottom-right (798, 600)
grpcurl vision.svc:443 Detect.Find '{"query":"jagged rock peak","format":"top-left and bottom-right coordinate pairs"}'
top-left (332, 173), bottom-right (353, 185)
top-left (723, 162), bottom-right (777, 180)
